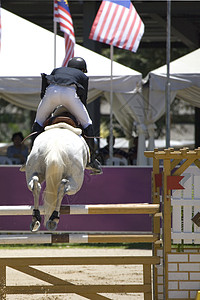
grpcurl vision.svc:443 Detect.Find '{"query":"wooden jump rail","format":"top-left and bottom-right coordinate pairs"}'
top-left (0, 232), bottom-right (159, 245)
top-left (0, 203), bottom-right (160, 245)
top-left (0, 256), bottom-right (160, 300)
top-left (0, 203), bottom-right (160, 215)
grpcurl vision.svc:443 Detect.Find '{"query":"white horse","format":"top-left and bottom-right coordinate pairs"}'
top-left (22, 122), bottom-right (89, 232)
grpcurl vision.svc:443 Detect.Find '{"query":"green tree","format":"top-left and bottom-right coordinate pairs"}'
top-left (102, 46), bottom-right (189, 77)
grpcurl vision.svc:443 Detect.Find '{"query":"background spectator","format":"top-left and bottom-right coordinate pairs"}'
top-left (97, 135), bottom-right (128, 165)
top-left (128, 136), bottom-right (138, 165)
top-left (7, 132), bottom-right (29, 164)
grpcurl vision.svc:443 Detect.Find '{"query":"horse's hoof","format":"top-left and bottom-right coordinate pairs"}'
top-left (46, 220), bottom-right (57, 231)
top-left (30, 220), bottom-right (41, 232)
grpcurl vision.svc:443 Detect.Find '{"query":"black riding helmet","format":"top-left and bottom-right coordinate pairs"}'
top-left (67, 57), bottom-right (88, 73)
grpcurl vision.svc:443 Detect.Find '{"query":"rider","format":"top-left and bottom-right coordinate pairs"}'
top-left (32, 57), bottom-right (102, 175)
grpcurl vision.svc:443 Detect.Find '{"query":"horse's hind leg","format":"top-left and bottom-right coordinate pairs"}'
top-left (28, 175), bottom-right (42, 232)
top-left (46, 179), bottom-right (69, 231)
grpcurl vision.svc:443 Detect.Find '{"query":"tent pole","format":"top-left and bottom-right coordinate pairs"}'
top-left (109, 44), bottom-right (114, 165)
top-left (165, 0), bottom-right (171, 148)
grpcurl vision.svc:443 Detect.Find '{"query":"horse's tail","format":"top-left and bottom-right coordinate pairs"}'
top-left (43, 150), bottom-right (65, 225)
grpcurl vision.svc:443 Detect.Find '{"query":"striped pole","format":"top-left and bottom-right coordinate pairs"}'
top-left (0, 233), bottom-right (159, 245)
top-left (0, 203), bottom-right (160, 216)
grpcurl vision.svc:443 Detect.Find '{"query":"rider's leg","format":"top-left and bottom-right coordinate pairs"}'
top-left (36, 85), bottom-right (91, 129)
top-left (31, 122), bottom-right (43, 147)
top-left (31, 85), bottom-right (63, 146)
top-left (60, 88), bottom-right (102, 174)
top-left (35, 85), bottom-right (63, 127)
top-left (60, 86), bottom-right (92, 129)
top-left (31, 85), bottom-right (89, 147)
top-left (83, 125), bottom-right (102, 175)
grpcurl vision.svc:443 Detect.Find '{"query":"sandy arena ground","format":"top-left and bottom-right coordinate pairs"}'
top-left (0, 247), bottom-right (153, 300)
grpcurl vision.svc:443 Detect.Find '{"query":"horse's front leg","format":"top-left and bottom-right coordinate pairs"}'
top-left (46, 179), bottom-right (69, 231)
top-left (28, 175), bottom-right (42, 232)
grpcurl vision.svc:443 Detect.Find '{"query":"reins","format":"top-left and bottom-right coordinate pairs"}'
top-left (22, 132), bottom-right (39, 143)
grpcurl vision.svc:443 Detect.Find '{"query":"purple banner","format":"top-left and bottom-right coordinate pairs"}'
top-left (0, 166), bottom-right (153, 232)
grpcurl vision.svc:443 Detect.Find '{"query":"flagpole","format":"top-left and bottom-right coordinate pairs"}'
top-left (53, 1), bottom-right (57, 68)
top-left (109, 44), bottom-right (114, 165)
top-left (165, 0), bottom-right (171, 148)
top-left (163, 5), bottom-right (171, 299)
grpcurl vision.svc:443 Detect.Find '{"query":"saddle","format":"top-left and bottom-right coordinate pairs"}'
top-left (43, 111), bottom-right (79, 129)
top-left (44, 115), bottom-right (77, 128)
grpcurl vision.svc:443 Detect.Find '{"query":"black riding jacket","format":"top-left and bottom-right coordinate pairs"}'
top-left (41, 67), bottom-right (88, 106)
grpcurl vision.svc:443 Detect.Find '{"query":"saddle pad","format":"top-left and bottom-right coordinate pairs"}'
top-left (44, 123), bottom-right (82, 136)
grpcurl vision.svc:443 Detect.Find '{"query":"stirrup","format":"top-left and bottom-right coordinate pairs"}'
top-left (20, 163), bottom-right (26, 172)
top-left (87, 159), bottom-right (103, 175)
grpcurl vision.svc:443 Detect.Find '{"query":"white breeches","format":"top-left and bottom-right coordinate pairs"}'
top-left (35, 85), bottom-right (92, 129)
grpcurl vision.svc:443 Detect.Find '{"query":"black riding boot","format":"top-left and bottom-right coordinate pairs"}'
top-left (83, 125), bottom-right (102, 175)
top-left (31, 122), bottom-right (43, 147)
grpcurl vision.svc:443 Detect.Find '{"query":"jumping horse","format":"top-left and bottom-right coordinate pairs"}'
top-left (21, 107), bottom-right (89, 232)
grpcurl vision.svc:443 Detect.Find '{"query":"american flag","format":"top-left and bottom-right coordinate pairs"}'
top-left (54, 0), bottom-right (75, 66)
top-left (89, 0), bottom-right (144, 53)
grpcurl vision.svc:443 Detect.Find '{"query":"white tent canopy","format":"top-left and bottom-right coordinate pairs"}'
top-left (143, 48), bottom-right (200, 159)
top-left (0, 9), bottom-right (145, 161)
top-left (149, 48), bottom-right (200, 119)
